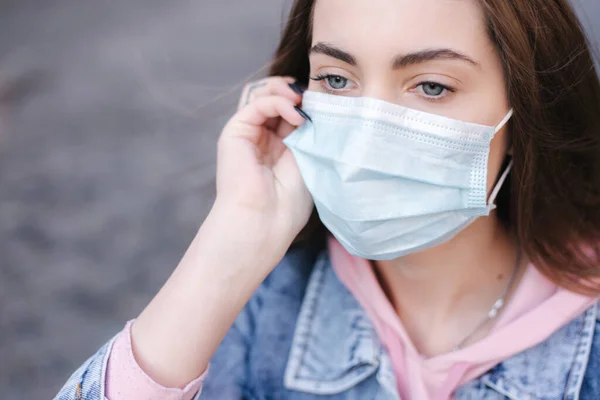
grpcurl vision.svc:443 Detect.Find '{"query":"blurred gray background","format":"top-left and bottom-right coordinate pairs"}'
top-left (0, 1), bottom-right (597, 399)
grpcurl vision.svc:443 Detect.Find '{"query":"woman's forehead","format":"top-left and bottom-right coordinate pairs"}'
top-left (311, 0), bottom-right (489, 62)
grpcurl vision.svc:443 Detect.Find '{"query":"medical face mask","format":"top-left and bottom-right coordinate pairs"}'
top-left (283, 91), bottom-right (514, 260)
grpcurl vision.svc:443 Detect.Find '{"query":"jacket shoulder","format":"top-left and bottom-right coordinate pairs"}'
top-left (580, 303), bottom-right (600, 397)
top-left (200, 243), bottom-right (324, 399)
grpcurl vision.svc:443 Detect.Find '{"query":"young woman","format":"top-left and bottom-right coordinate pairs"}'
top-left (55, 0), bottom-right (600, 399)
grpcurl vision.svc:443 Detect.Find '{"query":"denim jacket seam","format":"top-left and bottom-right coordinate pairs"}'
top-left (99, 333), bottom-right (116, 400)
top-left (76, 367), bottom-right (89, 400)
top-left (74, 333), bottom-right (117, 400)
top-left (564, 302), bottom-right (598, 400)
top-left (480, 373), bottom-right (535, 400)
top-left (283, 254), bottom-right (329, 390)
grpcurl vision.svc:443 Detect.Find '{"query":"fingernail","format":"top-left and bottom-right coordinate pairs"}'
top-left (294, 106), bottom-right (312, 122)
top-left (289, 82), bottom-right (306, 95)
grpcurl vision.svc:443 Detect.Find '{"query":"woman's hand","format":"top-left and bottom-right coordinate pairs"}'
top-left (215, 76), bottom-right (313, 250)
top-left (131, 76), bottom-right (313, 390)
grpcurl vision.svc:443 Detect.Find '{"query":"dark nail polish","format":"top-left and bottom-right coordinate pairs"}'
top-left (289, 82), bottom-right (306, 95)
top-left (294, 106), bottom-right (312, 122)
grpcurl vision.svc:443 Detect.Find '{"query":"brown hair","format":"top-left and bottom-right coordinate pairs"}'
top-left (268, 0), bottom-right (600, 295)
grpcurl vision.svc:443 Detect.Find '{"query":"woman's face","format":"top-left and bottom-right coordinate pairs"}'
top-left (309, 0), bottom-right (511, 194)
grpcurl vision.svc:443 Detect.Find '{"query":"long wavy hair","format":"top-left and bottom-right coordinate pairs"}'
top-left (267, 0), bottom-right (600, 295)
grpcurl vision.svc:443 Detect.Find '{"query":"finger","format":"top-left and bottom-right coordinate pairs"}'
top-left (275, 119), bottom-right (298, 139)
top-left (238, 79), bottom-right (266, 110)
top-left (249, 80), bottom-right (302, 103)
top-left (226, 96), bottom-right (306, 141)
top-left (272, 148), bottom-right (310, 200)
top-left (237, 96), bottom-right (305, 127)
top-left (238, 77), bottom-right (302, 110)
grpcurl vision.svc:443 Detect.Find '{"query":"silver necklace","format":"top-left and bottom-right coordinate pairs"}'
top-left (453, 246), bottom-right (522, 351)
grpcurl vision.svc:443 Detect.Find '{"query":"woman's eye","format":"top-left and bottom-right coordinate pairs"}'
top-left (326, 75), bottom-right (348, 90)
top-left (418, 82), bottom-right (447, 97)
top-left (310, 73), bottom-right (355, 93)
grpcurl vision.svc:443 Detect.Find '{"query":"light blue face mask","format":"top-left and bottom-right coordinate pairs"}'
top-left (283, 91), bottom-right (514, 260)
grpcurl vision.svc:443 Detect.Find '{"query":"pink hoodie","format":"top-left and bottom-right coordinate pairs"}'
top-left (328, 236), bottom-right (599, 400)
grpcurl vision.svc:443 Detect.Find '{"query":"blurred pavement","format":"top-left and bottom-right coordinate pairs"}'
top-left (0, 1), bottom-right (285, 398)
top-left (0, 1), bottom-right (597, 399)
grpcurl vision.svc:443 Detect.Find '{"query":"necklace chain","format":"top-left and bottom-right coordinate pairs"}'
top-left (453, 246), bottom-right (522, 351)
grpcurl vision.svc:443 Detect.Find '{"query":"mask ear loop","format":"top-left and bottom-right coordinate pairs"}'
top-left (488, 108), bottom-right (514, 210)
top-left (494, 108), bottom-right (514, 134)
top-left (487, 159), bottom-right (513, 210)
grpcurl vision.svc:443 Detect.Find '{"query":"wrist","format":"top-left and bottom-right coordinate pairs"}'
top-left (189, 202), bottom-right (292, 274)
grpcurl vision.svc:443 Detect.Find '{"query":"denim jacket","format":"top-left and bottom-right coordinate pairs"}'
top-left (55, 244), bottom-right (600, 400)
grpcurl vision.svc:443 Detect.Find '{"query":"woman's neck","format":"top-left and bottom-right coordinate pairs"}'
top-left (373, 214), bottom-right (523, 356)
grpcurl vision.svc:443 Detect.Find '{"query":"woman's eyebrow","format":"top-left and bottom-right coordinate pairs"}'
top-left (309, 42), bottom-right (479, 69)
top-left (392, 49), bottom-right (479, 69)
top-left (309, 42), bottom-right (357, 65)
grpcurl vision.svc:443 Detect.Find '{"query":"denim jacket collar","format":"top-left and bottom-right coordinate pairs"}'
top-left (284, 252), bottom-right (384, 395)
top-left (460, 301), bottom-right (597, 400)
top-left (284, 250), bottom-right (598, 399)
